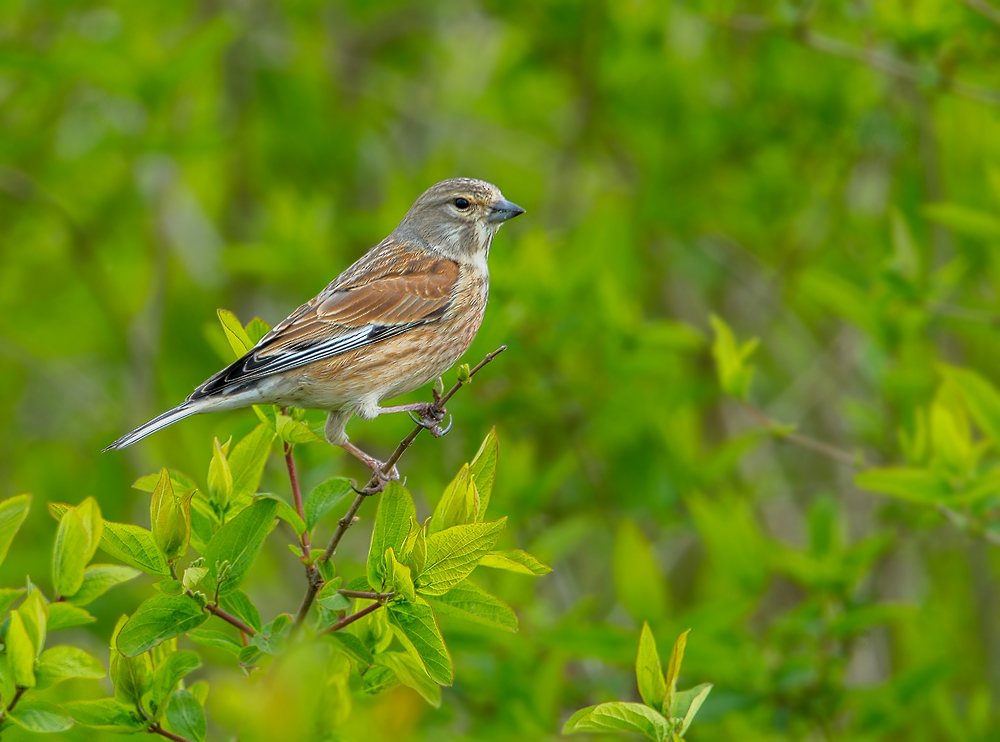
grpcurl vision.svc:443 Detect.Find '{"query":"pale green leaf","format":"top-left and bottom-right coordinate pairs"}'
top-left (203, 498), bottom-right (279, 597)
top-left (417, 519), bottom-right (506, 596)
top-left (373, 651), bottom-right (441, 707)
top-left (304, 477), bottom-right (352, 531)
top-left (636, 622), bottom-right (667, 711)
top-left (367, 482), bottom-right (417, 589)
top-left (99, 522), bottom-right (170, 576)
top-left (613, 519), bottom-right (667, 624)
top-left (35, 646), bottom-right (106, 689)
top-left (563, 702), bottom-right (671, 741)
top-left (7, 611), bottom-right (36, 687)
top-left (387, 599), bottom-right (453, 686)
top-left (0, 494), bottom-right (30, 567)
top-left (6, 699), bottom-right (74, 733)
top-left (47, 603), bottom-right (96, 631)
top-left (673, 682), bottom-right (713, 734)
top-left (166, 689), bottom-right (206, 741)
top-left (469, 428), bottom-right (499, 519)
top-left (117, 594), bottom-right (209, 657)
top-left (62, 698), bottom-right (147, 731)
top-left (425, 579), bottom-right (517, 632)
top-left (69, 564), bottom-right (141, 607)
top-left (478, 549), bottom-right (551, 575)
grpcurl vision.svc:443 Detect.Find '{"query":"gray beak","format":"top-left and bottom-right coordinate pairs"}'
top-left (488, 198), bottom-right (526, 223)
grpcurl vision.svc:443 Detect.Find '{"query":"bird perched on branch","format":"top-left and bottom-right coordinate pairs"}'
top-left (105, 177), bottom-right (524, 476)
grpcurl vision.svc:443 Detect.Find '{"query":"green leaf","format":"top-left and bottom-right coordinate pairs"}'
top-left (276, 412), bottom-right (325, 444)
top-left (188, 680), bottom-right (209, 706)
top-left (417, 519), bottom-right (507, 596)
top-left (709, 313), bottom-right (758, 400)
top-left (854, 467), bottom-right (952, 503)
top-left (208, 437), bottom-right (233, 512)
top-left (6, 698), bottom-right (74, 733)
top-left (52, 498), bottom-right (103, 598)
top-left (614, 519), bottom-right (667, 624)
top-left (425, 579), bottom-right (517, 632)
top-left (8, 611), bottom-right (36, 686)
top-left (672, 683), bottom-right (713, 735)
top-left (316, 577), bottom-right (350, 613)
top-left (62, 698), bottom-right (147, 731)
top-left (664, 629), bottom-right (691, 715)
top-left (150, 469), bottom-right (195, 562)
top-left (0, 493), bottom-right (30, 567)
top-left (326, 632), bottom-right (373, 665)
top-left (0, 587), bottom-right (25, 617)
top-left (304, 477), bottom-right (352, 531)
top-left (18, 589), bottom-right (48, 658)
top-left (924, 203), bottom-right (1000, 240)
top-left (372, 651), bottom-right (441, 707)
top-left (367, 482), bottom-right (417, 589)
top-left (35, 646), bottom-right (106, 689)
top-left (256, 494), bottom-right (305, 535)
top-left (429, 465), bottom-right (480, 533)
top-left (382, 547), bottom-right (416, 602)
top-left (117, 593), bottom-right (209, 657)
top-left (636, 622), bottom-right (667, 711)
top-left (133, 470), bottom-right (200, 495)
top-left (186, 629), bottom-right (242, 656)
top-left (387, 599), bottom-right (453, 686)
top-left (109, 616), bottom-right (150, 705)
top-left (219, 590), bottom-right (262, 633)
top-left (942, 366), bottom-right (1000, 446)
top-left (469, 428), bottom-right (499, 518)
top-left (228, 424), bottom-right (276, 504)
top-left (182, 565), bottom-right (208, 591)
top-left (166, 689), bottom-right (206, 741)
top-left (478, 549), bottom-right (552, 575)
top-left (399, 517), bottom-right (427, 575)
top-left (203, 498), bottom-right (278, 597)
top-left (69, 564), bottom-right (141, 607)
top-left (100, 522), bottom-right (170, 576)
top-left (563, 702), bottom-right (671, 741)
top-left (217, 308), bottom-right (253, 356)
top-left (152, 650), bottom-right (202, 707)
top-left (245, 316), bottom-right (271, 344)
top-left (47, 603), bottom-right (96, 631)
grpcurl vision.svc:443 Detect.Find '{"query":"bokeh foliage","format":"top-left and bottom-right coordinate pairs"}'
top-left (3, 0), bottom-right (1000, 739)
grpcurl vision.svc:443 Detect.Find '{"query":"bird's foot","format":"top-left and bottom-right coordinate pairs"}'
top-left (408, 405), bottom-right (451, 438)
top-left (340, 442), bottom-right (400, 493)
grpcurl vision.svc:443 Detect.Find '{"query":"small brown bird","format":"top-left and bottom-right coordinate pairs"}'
top-left (105, 178), bottom-right (524, 475)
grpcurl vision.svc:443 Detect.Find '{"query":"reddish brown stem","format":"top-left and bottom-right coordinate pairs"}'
top-left (320, 600), bottom-right (384, 635)
top-left (284, 441), bottom-right (305, 522)
top-left (205, 603), bottom-right (257, 636)
top-left (149, 723), bottom-right (197, 742)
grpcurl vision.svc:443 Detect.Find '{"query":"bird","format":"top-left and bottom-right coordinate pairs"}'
top-left (105, 177), bottom-right (524, 477)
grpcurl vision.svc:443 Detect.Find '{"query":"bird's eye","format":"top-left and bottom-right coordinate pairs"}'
top-left (454, 197), bottom-right (470, 210)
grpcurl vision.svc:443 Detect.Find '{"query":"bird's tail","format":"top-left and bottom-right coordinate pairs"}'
top-left (103, 402), bottom-right (200, 452)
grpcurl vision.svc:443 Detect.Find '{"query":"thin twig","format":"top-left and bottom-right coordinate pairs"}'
top-left (6, 686), bottom-right (27, 714)
top-left (963, 0), bottom-right (1000, 26)
top-left (284, 441), bottom-right (306, 523)
top-left (742, 401), bottom-right (1000, 547)
top-left (319, 600), bottom-right (384, 635)
top-left (721, 15), bottom-right (1000, 107)
top-left (743, 403), bottom-right (860, 467)
top-left (149, 723), bottom-right (197, 742)
top-left (292, 345), bottom-right (507, 627)
top-left (204, 603), bottom-right (257, 636)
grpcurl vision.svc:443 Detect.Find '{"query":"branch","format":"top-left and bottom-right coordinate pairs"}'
top-left (149, 723), bottom-right (197, 742)
top-left (963, 0), bottom-right (1000, 26)
top-left (319, 600), bottom-right (384, 635)
top-left (742, 401), bottom-right (1000, 547)
top-left (204, 602), bottom-right (258, 636)
top-left (721, 15), bottom-right (1000, 107)
top-left (292, 345), bottom-right (507, 627)
top-left (743, 403), bottom-right (861, 468)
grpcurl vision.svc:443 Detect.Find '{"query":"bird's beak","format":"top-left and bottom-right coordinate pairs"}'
top-left (488, 198), bottom-right (526, 223)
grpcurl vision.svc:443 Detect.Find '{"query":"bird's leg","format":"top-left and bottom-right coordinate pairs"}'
top-left (339, 441), bottom-right (400, 483)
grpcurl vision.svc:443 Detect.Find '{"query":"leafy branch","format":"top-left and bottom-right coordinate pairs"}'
top-left (294, 345), bottom-right (508, 627)
top-left (718, 14), bottom-right (1000, 107)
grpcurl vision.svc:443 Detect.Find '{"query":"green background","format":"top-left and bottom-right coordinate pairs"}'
top-left (3, 1), bottom-right (1000, 739)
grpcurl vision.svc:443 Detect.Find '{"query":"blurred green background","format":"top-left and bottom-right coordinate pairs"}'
top-left (4, 1), bottom-right (1000, 740)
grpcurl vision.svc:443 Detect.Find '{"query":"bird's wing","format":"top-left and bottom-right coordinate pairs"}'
top-left (189, 251), bottom-right (459, 399)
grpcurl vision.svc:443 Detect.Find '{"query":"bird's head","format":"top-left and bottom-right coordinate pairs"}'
top-left (394, 177), bottom-right (525, 265)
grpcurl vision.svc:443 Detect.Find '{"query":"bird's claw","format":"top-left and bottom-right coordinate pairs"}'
top-left (408, 407), bottom-right (451, 438)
